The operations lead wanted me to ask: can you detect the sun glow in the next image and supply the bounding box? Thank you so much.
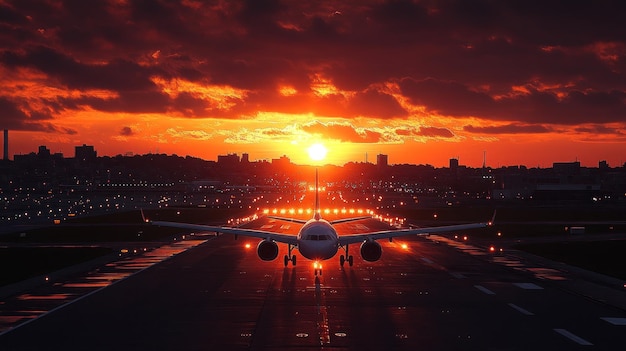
[307,143,328,161]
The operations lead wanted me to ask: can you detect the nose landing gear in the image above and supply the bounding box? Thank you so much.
[314,261,323,276]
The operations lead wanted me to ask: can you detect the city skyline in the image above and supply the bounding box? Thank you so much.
[1,1,626,167]
[3,134,620,169]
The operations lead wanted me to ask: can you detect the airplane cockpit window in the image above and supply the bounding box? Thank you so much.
[304,234,331,240]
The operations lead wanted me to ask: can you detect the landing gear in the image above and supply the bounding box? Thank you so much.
[284,244,297,267]
[283,254,296,266]
[314,261,323,276]
[339,246,354,267]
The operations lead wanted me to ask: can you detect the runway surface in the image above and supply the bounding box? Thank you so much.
[1,216,626,350]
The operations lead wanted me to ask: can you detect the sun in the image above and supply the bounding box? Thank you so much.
[307,143,328,161]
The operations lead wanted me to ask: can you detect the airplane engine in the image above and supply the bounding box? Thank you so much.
[257,240,279,261]
[360,240,382,262]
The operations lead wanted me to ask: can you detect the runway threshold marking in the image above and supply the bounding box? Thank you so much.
[601,317,626,325]
[474,285,496,295]
[507,303,534,316]
[553,328,593,346]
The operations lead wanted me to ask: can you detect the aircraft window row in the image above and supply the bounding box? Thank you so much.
[307,234,331,241]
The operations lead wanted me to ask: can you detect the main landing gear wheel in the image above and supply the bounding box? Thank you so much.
[340,244,354,267]
[284,254,297,267]
[340,255,354,267]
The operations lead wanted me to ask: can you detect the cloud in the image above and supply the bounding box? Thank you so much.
[417,127,455,138]
[0,96,31,129]
[463,124,553,134]
[301,121,382,143]
[0,96,76,134]
[1,46,162,92]
[395,126,455,138]
[574,124,625,135]
[1,0,626,139]
[120,126,134,136]
[399,77,626,125]
[347,88,408,118]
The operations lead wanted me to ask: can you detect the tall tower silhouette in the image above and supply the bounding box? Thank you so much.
[3,129,8,161]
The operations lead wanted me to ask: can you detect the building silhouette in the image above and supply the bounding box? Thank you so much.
[376,154,388,168]
[75,144,97,162]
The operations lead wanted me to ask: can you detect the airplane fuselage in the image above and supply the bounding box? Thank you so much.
[296,218,339,260]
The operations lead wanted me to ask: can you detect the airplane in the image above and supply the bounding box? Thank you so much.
[143,170,494,274]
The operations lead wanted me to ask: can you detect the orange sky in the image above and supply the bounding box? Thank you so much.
[1,1,625,167]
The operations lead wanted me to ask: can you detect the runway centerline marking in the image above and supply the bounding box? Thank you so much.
[508,303,534,316]
[554,329,593,346]
[474,285,495,295]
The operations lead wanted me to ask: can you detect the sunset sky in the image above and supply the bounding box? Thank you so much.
[1,0,626,167]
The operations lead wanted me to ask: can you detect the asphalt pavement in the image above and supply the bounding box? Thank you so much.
[1,217,625,350]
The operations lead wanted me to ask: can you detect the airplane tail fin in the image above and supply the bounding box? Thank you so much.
[314,168,321,220]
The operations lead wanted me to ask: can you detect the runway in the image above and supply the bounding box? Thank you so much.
[1,216,626,350]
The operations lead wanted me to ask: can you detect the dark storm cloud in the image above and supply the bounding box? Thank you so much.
[464,123,552,134]
[0,96,76,134]
[74,90,171,114]
[120,126,134,136]
[348,89,409,119]
[0,97,33,130]
[1,45,162,91]
[574,124,625,136]
[1,0,626,132]
[400,78,626,125]
[233,86,406,119]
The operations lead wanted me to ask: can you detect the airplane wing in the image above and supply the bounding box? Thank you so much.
[268,215,372,225]
[148,220,299,246]
[266,216,309,224]
[329,216,372,225]
[337,211,496,246]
